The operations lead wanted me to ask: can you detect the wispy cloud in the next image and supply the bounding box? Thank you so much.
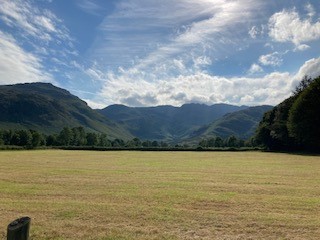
[0,0,76,85]
[0,0,71,42]
[92,0,265,70]
[0,31,53,85]
[76,0,103,16]
[259,52,283,67]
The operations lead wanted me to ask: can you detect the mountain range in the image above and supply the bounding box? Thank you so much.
[100,104,242,141]
[0,83,132,139]
[0,82,272,143]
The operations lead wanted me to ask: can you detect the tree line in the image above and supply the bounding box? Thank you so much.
[198,136,255,148]
[0,126,259,150]
[254,75,320,152]
[0,126,170,149]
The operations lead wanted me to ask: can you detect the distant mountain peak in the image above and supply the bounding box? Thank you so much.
[99,103,258,142]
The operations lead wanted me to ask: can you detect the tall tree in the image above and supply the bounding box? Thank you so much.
[86,132,98,146]
[71,127,87,146]
[58,127,73,146]
[214,137,223,147]
[288,76,320,150]
[30,130,45,148]
[3,130,13,145]
[98,133,111,147]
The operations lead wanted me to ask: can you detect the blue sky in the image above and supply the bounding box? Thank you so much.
[0,0,320,108]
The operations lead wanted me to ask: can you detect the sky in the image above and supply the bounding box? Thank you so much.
[0,0,320,108]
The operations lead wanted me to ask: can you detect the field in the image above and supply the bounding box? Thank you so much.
[0,150,320,239]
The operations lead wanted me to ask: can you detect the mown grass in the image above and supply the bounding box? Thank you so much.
[0,150,319,239]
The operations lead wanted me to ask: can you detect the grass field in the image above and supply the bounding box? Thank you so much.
[0,150,319,239]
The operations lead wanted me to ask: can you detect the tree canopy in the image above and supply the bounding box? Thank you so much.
[288,77,320,150]
[255,75,320,152]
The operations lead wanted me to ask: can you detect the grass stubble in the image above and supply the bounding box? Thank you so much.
[0,150,319,239]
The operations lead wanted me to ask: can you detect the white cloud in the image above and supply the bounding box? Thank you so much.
[295,58,320,81]
[294,44,310,51]
[0,0,76,80]
[87,57,320,108]
[193,56,212,69]
[85,67,106,82]
[0,0,73,46]
[249,26,259,39]
[305,3,315,19]
[0,31,53,85]
[95,70,292,107]
[35,15,56,33]
[268,7,320,45]
[248,25,266,39]
[248,64,263,74]
[83,98,106,109]
[173,59,186,71]
[77,0,102,16]
[259,52,283,66]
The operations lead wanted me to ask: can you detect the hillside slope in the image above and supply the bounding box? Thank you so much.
[0,83,132,139]
[187,105,273,142]
[99,103,248,141]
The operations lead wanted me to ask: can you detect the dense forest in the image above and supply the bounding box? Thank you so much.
[254,76,320,152]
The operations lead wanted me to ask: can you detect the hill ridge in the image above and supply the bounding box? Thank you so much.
[0,82,133,139]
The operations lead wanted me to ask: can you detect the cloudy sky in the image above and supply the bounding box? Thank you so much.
[0,0,319,108]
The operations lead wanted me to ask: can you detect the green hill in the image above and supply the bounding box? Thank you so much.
[0,83,132,139]
[186,105,273,143]
[99,103,248,142]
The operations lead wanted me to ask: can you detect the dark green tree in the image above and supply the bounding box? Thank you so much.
[151,141,159,147]
[293,75,313,95]
[86,132,98,146]
[214,137,223,147]
[71,127,87,146]
[30,130,45,148]
[98,133,111,147]
[160,141,168,148]
[112,138,125,147]
[46,134,57,146]
[199,139,208,148]
[288,76,320,150]
[125,138,141,148]
[238,139,245,148]
[11,130,32,146]
[10,131,20,146]
[132,138,142,147]
[142,140,152,148]
[58,127,73,146]
[207,138,215,147]
[226,136,238,147]
[2,130,13,145]
[254,75,318,151]
[254,97,297,150]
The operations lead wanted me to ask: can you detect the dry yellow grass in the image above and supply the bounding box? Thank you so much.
[0,150,319,239]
